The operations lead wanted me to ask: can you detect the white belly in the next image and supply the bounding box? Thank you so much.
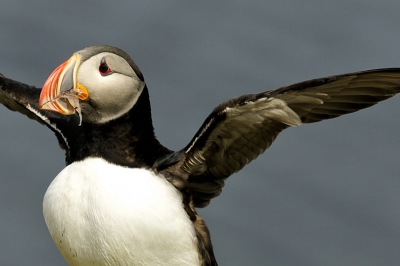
[43,157,200,266]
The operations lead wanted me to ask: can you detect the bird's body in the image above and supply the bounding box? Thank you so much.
[1,45,400,265]
[44,157,201,266]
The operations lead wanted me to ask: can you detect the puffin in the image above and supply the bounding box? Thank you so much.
[1,45,400,266]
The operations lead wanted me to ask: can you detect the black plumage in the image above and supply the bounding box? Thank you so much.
[1,46,400,266]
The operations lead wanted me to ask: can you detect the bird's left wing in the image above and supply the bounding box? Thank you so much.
[0,74,82,164]
[156,68,400,207]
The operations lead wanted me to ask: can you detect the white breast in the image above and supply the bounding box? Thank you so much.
[43,157,200,266]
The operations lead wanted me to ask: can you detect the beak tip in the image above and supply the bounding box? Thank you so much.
[39,55,81,115]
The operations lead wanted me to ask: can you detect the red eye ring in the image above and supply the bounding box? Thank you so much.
[99,58,112,76]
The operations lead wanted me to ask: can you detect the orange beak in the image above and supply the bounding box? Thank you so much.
[39,53,88,115]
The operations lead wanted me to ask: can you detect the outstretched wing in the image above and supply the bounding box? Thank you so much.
[0,74,82,164]
[156,68,400,207]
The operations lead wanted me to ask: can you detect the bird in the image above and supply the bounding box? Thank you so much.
[1,45,400,266]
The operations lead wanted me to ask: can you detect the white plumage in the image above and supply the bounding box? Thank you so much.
[43,157,201,266]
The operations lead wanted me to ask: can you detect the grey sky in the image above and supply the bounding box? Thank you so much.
[1,1,400,265]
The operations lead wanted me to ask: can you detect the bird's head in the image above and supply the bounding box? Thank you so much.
[39,45,145,125]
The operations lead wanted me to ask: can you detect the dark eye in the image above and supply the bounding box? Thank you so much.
[99,58,112,76]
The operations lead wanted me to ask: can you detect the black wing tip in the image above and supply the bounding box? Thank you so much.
[269,68,400,97]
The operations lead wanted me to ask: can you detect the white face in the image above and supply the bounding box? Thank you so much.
[77,52,145,124]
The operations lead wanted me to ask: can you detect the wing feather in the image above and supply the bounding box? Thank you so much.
[157,68,400,207]
[0,75,82,164]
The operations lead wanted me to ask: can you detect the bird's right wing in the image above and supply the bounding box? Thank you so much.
[0,74,82,164]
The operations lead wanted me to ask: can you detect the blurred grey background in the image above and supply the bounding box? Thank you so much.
[1,1,400,265]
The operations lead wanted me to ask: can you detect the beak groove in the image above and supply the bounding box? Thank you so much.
[39,54,86,125]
